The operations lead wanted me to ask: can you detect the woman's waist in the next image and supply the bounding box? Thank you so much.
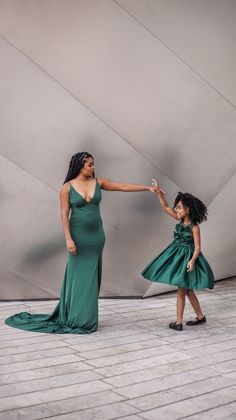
[70,208,102,217]
[70,213,103,226]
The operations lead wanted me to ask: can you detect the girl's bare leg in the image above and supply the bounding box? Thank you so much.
[186,289,204,319]
[176,288,186,324]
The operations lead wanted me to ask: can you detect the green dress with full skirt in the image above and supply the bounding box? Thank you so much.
[5,180,105,334]
[142,222,214,289]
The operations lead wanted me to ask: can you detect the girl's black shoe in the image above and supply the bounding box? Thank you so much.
[186,316,206,326]
[169,322,183,331]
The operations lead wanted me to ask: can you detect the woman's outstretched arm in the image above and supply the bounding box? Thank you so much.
[98,177,155,193]
[152,178,178,220]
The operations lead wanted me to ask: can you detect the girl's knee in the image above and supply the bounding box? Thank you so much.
[178,287,187,295]
[186,288,194,296]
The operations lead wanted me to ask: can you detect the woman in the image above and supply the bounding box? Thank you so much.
[5,152,156,334]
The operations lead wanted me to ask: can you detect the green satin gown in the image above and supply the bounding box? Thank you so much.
[142,222,214,289]
[5,179,105,334]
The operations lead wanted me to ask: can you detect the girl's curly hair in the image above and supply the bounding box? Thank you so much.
[173,192,208,225]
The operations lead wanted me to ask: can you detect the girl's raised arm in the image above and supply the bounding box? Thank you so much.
[152,178,178,220]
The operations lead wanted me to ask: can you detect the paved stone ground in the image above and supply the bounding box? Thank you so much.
[0,278,236,420]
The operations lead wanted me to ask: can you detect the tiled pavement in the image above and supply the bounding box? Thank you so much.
[0,278,236,420]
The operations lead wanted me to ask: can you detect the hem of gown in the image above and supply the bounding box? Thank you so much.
[5,316,98,335]
[142,274,214,290]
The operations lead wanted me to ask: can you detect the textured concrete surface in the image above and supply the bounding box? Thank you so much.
[1,0,236,299]
[0,278,236,419]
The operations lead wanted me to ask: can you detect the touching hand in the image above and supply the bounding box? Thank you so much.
[148,186,158,193]
[151,178,166,195]
[66,239,77,255]
[187,260,194,272]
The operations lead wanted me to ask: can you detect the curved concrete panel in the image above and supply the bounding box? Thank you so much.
[0,0,235,298]
[117,0,236,106]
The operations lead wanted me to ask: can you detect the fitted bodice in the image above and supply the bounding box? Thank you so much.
[173,222,194,246]
[69,180,103,233]
[70,179,101,205]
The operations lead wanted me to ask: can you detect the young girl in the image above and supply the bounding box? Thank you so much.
[142,179,214,331]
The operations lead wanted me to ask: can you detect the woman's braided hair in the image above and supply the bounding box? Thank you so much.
[173,192,208,225]
[64,152,94,183]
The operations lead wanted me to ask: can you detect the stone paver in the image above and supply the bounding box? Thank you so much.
[0,278,235,419]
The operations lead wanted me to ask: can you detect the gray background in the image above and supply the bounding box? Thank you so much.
[0,0,235,299]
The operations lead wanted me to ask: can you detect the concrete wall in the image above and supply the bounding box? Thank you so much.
[0,0,235,298]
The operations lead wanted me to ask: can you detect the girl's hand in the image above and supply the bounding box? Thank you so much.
[187,260,194,272]
[148,185,158,193]
[66,238,77,255]
[151,178,166,195]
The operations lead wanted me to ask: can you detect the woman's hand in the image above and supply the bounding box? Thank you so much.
[151,179,166,195]
[66,238,77,255]
[147,185,158,193]
[187,260,195,272]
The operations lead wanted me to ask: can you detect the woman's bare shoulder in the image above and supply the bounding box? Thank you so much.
[60,182,70,194]
[96,177,107,186]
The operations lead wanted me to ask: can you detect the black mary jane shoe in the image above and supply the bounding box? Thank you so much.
[169,322,183,331]
[186,316,206,326]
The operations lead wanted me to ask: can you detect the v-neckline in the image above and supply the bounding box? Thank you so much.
[70,179,98,203]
